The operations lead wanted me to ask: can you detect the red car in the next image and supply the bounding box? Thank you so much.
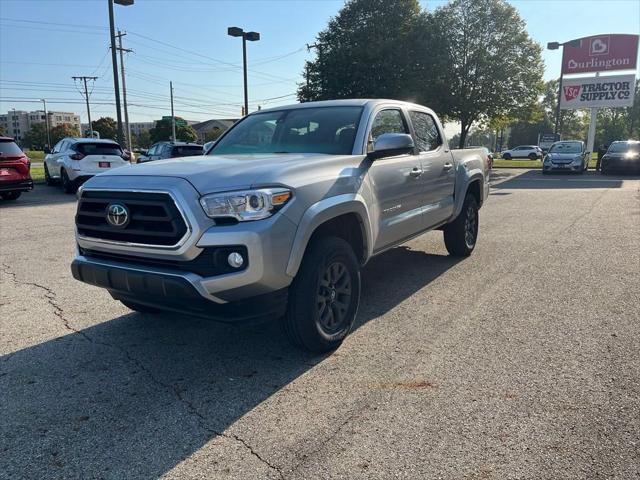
[0,137,33,201]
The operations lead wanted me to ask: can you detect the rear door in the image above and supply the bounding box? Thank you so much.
[408,110,455,227]
[75,142,127,173]
[366,107,425,252]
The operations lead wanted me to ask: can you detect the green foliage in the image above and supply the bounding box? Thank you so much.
[91,117,117,140]
[50,123,80,145]
[0,125,5,136]
[23,123,48,149]
[432,0,544,147]
[150,118,198,143]
[133,129,152,148]
[595,80,640,145]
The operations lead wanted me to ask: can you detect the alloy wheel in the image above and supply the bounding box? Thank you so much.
[317,261,352,334]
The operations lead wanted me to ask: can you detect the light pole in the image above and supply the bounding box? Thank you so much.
[227,27,260,116]
[547,39,581,136]
[40,99,51,148]
[108,0,134,145]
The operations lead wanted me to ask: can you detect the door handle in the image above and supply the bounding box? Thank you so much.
[443,162,453,170]
[410,167,423,177]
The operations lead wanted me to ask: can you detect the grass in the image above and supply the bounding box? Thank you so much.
[493,153,599,169]
[25,150,45,161]
[30,164,45,183]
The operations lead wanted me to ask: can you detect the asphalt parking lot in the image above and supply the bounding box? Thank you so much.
[1,169,639,479]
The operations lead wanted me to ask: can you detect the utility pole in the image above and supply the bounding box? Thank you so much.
[115,30,133,152]
[170,81,176,142]
[108,0,124,144]
[40,98,51,148]
[72,76,98,137]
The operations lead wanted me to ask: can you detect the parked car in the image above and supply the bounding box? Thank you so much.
[0,137,33,201]
[137,141,203,162]
[44,138,130,193]
[71,99,490,352]
[501,145,542,160]
[542,140,589,174]
[600,140,640,175]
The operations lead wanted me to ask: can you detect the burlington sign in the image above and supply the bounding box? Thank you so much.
[561,34,639,74]
[560,74,636,109]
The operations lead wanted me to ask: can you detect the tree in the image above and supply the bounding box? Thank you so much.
[0,125,5,136]
[298,0,426,102]
[50,123,80,145]
[431,0,544,147]
[133,129,152,149]
[23,123,48,149]
[149,118,198,143]
[91,117,117,140]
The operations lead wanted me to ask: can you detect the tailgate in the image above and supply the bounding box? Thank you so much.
[79,155,128,173]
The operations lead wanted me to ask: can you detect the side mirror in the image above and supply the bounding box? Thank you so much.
[44,147,51,154]
[369,133,415,160]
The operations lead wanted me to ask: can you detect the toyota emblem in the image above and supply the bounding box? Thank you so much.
[106,203,130,228]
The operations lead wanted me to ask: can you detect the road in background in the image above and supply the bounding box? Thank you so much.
[1,169,639,479]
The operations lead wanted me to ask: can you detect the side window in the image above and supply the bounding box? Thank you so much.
[409,111,442,152]
[52,140,63,153]
[148,145,158,156]
[370,109,408,143]
[162,144,173,157]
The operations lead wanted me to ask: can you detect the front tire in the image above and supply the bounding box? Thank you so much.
[503,153,512,160]
[284,236,361,353]
[528,153,537,160]
[44,163,56,186]
[443,193,479,257]
[1,191,21,201]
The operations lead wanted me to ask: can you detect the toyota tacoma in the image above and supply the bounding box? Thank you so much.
[71,99,490,352]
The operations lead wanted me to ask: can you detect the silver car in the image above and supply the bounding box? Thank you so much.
[542,140,589,174]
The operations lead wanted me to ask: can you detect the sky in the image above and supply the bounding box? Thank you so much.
[1,0,639,130]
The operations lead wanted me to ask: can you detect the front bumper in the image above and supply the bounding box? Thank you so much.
[601,159,640,173]
[71,256,287,322]
[543,163,582,173]
[0,179,34,193]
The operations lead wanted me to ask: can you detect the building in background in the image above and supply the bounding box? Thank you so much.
[191,118,237,142]
[0,110,81,143]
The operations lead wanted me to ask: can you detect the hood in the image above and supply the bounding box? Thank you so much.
[100,153,361,194]
[547,152,581,163]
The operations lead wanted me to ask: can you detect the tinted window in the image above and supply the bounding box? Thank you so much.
[0,140,23,156]
[608,142,640,154]
[172,145,203,157]
[212,106,363,155]
[76,143,122,156]
[409,111,441,152]
[370,109,407,141]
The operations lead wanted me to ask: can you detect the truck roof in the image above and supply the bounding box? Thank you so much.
[257,98,428,114]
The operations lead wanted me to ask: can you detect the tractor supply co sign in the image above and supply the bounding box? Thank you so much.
[560,74,636,109]
[562,34,639,74]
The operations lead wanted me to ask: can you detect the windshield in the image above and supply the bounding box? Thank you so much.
[0,140,23,156]
[173,145,203,156]
[211,106,363,155]
[549,142,582,154]
[608,142,640,154]
[76,143,122,156]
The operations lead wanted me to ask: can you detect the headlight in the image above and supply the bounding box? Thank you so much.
[200,188,292,221]
[572,156,582,164]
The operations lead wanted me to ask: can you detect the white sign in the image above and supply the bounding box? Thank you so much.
[560,74,636,109]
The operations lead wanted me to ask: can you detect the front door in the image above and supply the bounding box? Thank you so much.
[408,110,455,227]
[367,108,425,252]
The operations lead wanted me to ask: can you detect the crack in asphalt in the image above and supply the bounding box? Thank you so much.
[0,261,284,479]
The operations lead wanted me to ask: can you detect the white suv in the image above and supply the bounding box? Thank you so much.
[501,145,542,160]
[44,138,130,193]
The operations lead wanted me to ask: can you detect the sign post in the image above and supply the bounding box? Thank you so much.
[586,73,600,156]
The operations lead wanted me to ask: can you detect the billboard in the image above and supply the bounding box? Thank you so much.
[561,34,639,74]
[560,74,636,109]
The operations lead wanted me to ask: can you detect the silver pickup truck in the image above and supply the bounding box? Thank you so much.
[71,99,490,352]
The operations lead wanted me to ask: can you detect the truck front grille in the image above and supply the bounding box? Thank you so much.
[76,190,189,246]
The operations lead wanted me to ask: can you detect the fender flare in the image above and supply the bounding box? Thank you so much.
[285,193,373,277]
[452,169,485,219]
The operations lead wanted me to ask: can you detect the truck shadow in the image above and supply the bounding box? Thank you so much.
[0,246,460,478]
[0,184,77,209]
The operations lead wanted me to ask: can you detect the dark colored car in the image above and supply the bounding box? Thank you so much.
[0,137,33,201]
[137,142,203,163]
[600,141,640,175]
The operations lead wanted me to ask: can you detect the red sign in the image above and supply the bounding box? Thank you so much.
[563,85,581,102]
[561,34,639,74]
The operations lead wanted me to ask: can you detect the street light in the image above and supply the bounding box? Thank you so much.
[108,0,134,145]
[547,39,581,135]
[40,99,51,149]
[228,26,260,116]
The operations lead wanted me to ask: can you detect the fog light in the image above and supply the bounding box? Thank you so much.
[227,252,244,268]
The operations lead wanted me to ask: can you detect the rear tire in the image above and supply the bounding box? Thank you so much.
[120,300,162,314]
[284,236,361,353]
[1,191,21,201]
[61,169,76,194]
[528,153,537,160]
[443,193,479,257]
